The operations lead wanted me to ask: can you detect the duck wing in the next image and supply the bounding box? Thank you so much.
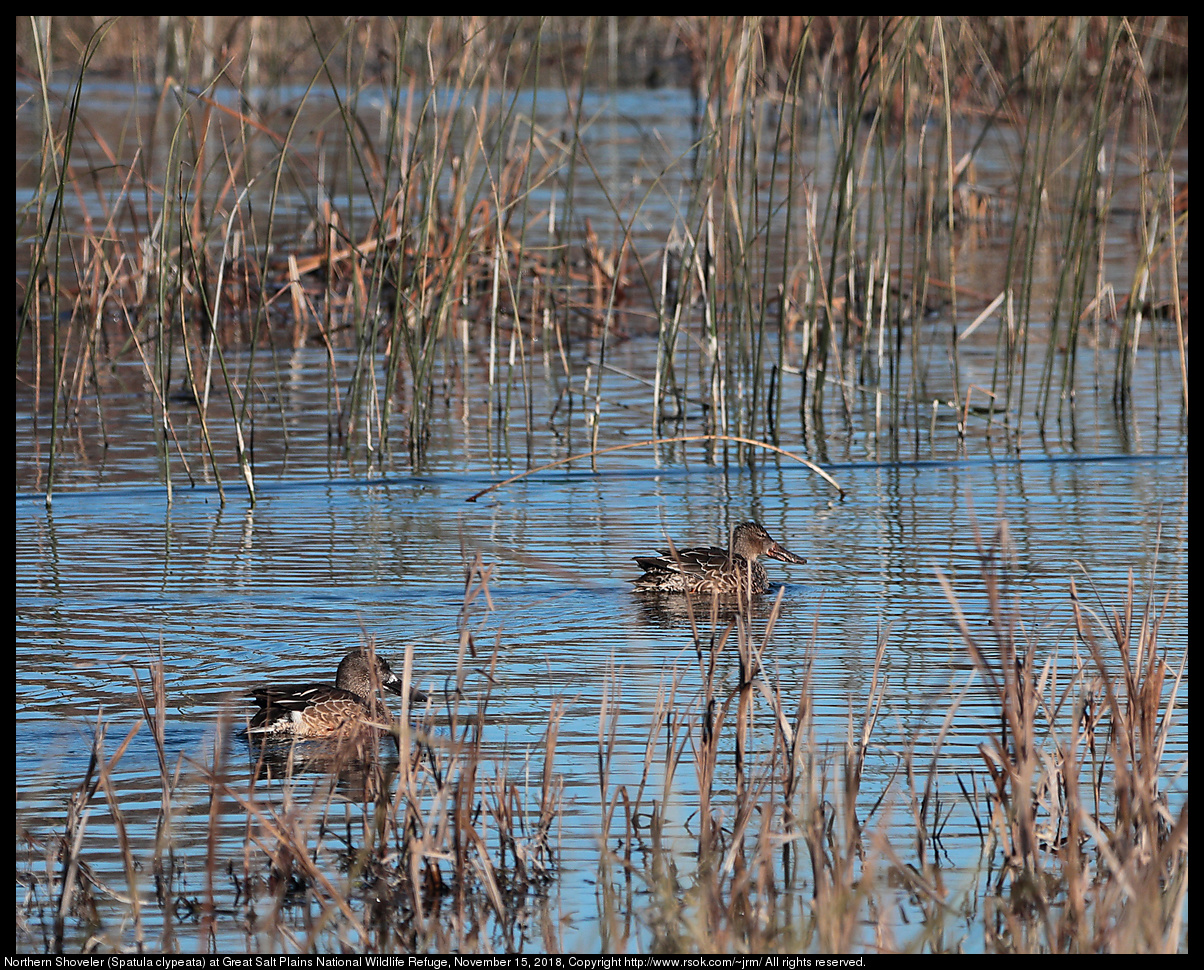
[665,544,730,572]
[247,685,367,731]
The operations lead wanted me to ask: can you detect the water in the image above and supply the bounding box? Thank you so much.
[15,78,1188,954]
[16,439,1188,951]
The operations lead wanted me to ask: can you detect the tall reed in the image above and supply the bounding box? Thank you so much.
[16,513,1186,951]
[17,17,1186,496]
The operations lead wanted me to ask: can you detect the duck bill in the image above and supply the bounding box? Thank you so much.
[766,542,806,565]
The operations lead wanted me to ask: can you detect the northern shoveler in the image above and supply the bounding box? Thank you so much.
[247,649,427,738]
[631,521,806,595]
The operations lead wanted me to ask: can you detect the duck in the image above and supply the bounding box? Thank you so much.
[247,649,427,738]
[631,521,806,595]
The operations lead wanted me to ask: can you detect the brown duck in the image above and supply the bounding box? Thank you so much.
[247,649,426,738]
[631,521,806,595]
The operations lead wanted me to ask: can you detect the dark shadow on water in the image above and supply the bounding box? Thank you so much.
[243,733,403,804]
[630,587,794,629]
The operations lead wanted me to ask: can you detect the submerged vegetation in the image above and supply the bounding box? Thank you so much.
[15,525,1186,952]
[15,16,1188,503]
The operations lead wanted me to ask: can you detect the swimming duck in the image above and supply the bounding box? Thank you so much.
[631,521,806,595]
[247,649,426,738]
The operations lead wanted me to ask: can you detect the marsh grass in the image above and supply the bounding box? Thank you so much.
[15,512,1186,952]
[16,17,1188,501]
[12,14,1190,955]
[13,17,1189,947]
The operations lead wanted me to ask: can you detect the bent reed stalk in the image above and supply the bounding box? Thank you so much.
[465,433,845,502]
[16,17,1186,500]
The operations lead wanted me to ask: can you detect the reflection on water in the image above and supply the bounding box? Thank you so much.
[16,448,1188,952]
[245,736,404,806]
[15,77,1188,953]
[629,587,796,628]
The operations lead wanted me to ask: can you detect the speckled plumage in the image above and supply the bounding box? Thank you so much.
[247,650,426,738]
[631,521,806,595]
